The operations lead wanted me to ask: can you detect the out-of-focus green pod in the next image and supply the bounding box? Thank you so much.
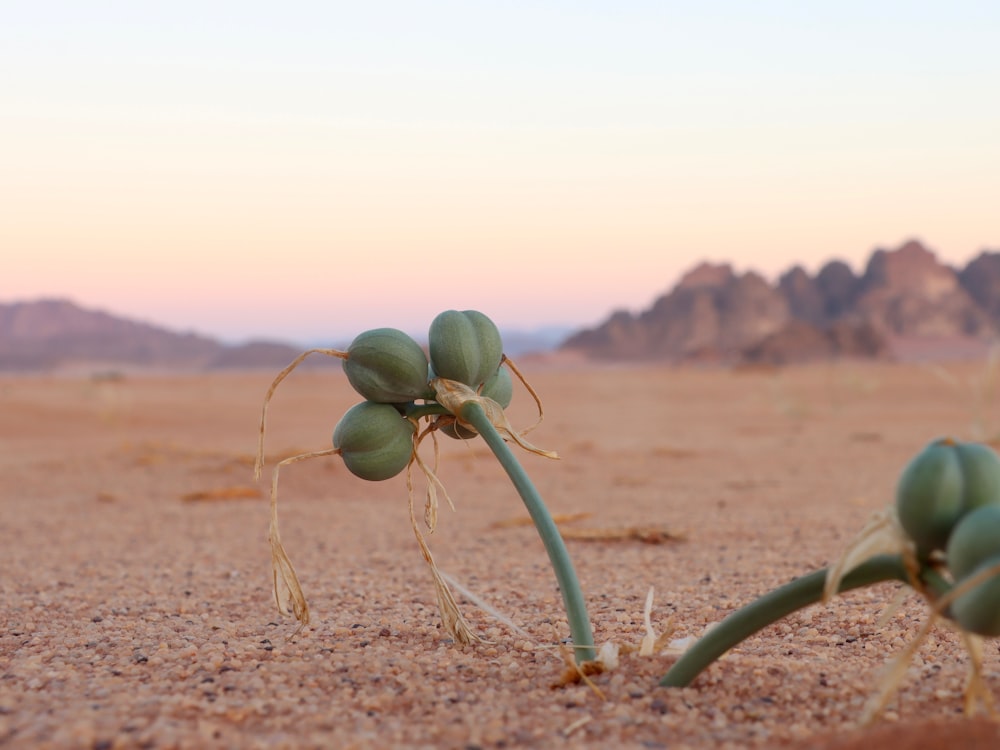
[333,401,415,481]
[950,558,1000,637]
[482,365,513,409]
[954,442,1000,513]
[947,497,1000,637]
[894,439,1000,555]
[895,439,965,554]
[343,328,432,404]
[428,310,503,389]
[947,505,1000,581]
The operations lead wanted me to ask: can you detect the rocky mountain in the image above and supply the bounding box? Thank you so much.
[0,299,312,372]
[0,299,570,373]
[565,263,792,361]
[563,240,1000,364]
[854,241,994,338]
[7,240,998,371]
[959,252,1000,319]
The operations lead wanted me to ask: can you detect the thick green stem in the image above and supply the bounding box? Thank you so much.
[404,402,451,421]
[458,401,596,663]
[659,554,942,687]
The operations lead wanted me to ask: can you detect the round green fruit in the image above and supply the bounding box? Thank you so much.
[343,328,431,404]
[428,309,503,389]
[895,439,965,553]
[946,505,1000,581]
[895,439,1000,554]
[953,441,1000,513]
[481,364,513,409]
[949,561,1000,637]
[333,401,415,481]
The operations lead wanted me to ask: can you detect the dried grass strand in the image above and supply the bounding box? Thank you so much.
[254,348,347,480]
[860,558,1000,725]
[875,585,915,629]
[502,355,545,435]
[824,507,910,603]
[438,571,527,641]
[412,425,455,531]
[960,631,995,717]
[405,462,480,645]
[267,447,340,626]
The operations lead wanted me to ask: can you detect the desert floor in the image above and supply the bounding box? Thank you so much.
[3,358,1000,749]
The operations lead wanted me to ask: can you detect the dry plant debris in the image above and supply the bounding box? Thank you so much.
[181,486,261,502]
[492,512,683,544]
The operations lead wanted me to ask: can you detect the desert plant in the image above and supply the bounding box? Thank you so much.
[659,437,1000,723]
[254,310,597,662]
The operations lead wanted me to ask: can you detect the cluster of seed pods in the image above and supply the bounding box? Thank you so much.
[332,309,510,480]
[254,309,594,656]
[896,438,1000,636]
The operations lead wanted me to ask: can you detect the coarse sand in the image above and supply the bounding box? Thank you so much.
[3,359,1000,749]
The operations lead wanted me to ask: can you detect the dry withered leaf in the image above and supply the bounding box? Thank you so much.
[406,457,480,645]
[492,512,681,544]
[558,525,683,545]
[551,647,608,695]
[490,512,593,529]
[182,486,261,502]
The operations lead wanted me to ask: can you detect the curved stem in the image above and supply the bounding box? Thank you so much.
[405,402,452,421]
[659,554,938,687]
[458,400,596,663]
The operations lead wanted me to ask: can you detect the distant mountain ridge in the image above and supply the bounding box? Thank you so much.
[5,240,998,371]
[563,240,1000,364]
[0,299,569,372]
[0,299,310,372]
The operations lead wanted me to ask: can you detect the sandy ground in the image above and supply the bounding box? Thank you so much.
[3,358,1000,749]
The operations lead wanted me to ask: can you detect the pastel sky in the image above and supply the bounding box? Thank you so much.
[3,1,999,344]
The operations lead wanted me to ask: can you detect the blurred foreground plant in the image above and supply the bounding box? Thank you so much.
[660,437,1000,724]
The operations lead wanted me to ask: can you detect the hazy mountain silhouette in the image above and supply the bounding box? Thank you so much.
[563,240,1000,364]
[5,240,998,371]
[0,299,312,372]
[0,299,569,372]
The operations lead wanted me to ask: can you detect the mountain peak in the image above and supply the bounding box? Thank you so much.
[676,262,735,289]
[862,239,956,293]
[564,240,1000,363]
[0,299,309,372]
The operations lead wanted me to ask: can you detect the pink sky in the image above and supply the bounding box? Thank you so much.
[3,3,998,343]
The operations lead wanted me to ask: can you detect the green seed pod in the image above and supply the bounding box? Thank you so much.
[333,401,415,481]
[954,442,1000,513]
[895,439,965,553]
[428,309,503,388]
[343,328,431,404]
[895,439,1000,555]
[482,364,513,409]
[935,498,1000,637]
[950,573,1000,637]
[946,505,1000,581]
